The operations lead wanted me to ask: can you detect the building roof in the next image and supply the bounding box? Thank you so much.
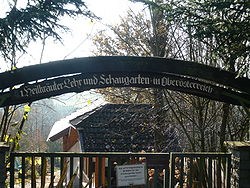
[47,98,107,142]
[71,103,180,152]
[48,101,180,152]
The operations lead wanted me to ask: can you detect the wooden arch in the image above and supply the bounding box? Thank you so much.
[0,56,250,107]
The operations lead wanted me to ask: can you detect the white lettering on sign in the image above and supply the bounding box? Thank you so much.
[116,164,146,187]
[99,74,150,86]
[18,73,214,98]
[153,77,213,93]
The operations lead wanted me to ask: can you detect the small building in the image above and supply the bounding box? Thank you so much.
[48,100,179,153]
[47,99,180,187]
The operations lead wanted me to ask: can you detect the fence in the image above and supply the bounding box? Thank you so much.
[7,152,231,188]
[169,153,231,188]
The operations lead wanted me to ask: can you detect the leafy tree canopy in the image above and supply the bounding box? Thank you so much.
[0,0,97,65]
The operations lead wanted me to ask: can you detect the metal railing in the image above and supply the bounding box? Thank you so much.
[8,152,231,188]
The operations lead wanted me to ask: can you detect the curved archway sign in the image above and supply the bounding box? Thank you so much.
[0,56,250,107]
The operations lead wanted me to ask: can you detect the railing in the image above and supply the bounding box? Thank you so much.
[8,152,231,188]
[169,153,231,188]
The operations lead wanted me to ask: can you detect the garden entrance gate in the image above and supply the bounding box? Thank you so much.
[0,56,250,187]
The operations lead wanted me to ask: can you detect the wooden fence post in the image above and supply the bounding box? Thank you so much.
[224,141,250,188]
[0,142,9,188]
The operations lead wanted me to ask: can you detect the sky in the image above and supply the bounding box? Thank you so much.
[0,0,144,69]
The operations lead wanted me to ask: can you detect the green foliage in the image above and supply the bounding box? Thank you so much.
[181,1,249,70]
[0,0,97,63]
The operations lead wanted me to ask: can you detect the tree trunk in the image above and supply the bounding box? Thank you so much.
[220,103,230,151]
